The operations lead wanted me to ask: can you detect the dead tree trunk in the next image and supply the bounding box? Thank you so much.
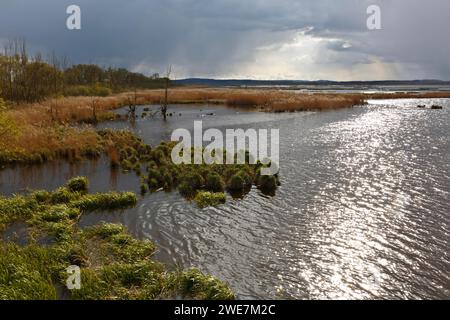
[127,95,136,120]
[161,65,171,121]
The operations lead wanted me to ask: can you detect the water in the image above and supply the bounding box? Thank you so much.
[1,100,449,299]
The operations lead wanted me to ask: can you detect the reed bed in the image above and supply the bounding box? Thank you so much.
[7,88,365,117]
[0,123,103,165]
[5,88,450,127]
[3,87,448,166]
[134,88,366,111]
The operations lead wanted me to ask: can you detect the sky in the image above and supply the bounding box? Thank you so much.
[0,0,449,80]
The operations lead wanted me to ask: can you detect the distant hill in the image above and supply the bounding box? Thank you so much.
[174,78,450,87]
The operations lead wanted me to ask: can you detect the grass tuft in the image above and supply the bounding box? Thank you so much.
[194,192,226,208]
[0,178,235,300]
[66,177,89,194]
[70,192,137,212]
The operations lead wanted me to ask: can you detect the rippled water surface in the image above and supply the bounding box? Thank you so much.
[1,99,449,299]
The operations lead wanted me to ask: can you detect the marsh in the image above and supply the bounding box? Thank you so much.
[2,98,449,299]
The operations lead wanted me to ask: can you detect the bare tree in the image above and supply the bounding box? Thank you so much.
[125,72,137,120]
[126,90,137,119]
[161,65,171,121]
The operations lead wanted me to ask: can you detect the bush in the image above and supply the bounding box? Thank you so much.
[31,190,51,203]
[227,174,245,191]
[65,85,112,97]
[140,183,148,195]
[66,176,89,193]
[184,172,204,190]
[124,146,136,158]
[129,156,139,164]
[92,86,112,97]
[237,170,253,186]
[121,160,132,171]
[148,178,160,189]
[178,181,196,198]
[205,173,225,192]
[147,161,157,170]
[133,163,141,175]
[152,150,166,164]
[147,168,162,182]
[162,171,174,190]
[50,187,78,204]
[257,175,278,193]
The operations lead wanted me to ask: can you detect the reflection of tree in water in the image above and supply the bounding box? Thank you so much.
[109,166,118,190]
[129,114,137,130]
[126,89,137,129]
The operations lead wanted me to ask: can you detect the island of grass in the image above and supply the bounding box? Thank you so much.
[102,130,281,207]
[0,177,235,300]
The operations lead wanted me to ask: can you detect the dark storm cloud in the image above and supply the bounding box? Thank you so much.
[0,0,449,79]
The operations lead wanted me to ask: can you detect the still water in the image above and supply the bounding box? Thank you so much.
[1,99,449,299]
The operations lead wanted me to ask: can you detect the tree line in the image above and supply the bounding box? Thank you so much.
[0,40,167,104]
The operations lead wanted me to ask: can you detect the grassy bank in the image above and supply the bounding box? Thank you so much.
[0,177,235,300]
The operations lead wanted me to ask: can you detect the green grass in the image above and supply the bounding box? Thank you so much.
[257,174,279,194]
[125,141,280,203]
[100,134,281,204]
[194,192,226,208]
[66,177,89,194]
[178,268,235,300]
[0,195,39,231]
[205,172,226,192]
[70,192,137,212]
[0,178,235,300]
[0,244,58,299]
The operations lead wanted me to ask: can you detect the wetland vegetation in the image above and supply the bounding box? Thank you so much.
[0,177,235,300]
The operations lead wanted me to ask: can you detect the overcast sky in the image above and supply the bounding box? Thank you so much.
[1,0,449,80]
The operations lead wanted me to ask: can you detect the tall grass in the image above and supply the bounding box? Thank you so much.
[0,124,103,165]
[132,88,366,111]
[7,88,364,117]
[3,87,447,166]
[5,88,449,128]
